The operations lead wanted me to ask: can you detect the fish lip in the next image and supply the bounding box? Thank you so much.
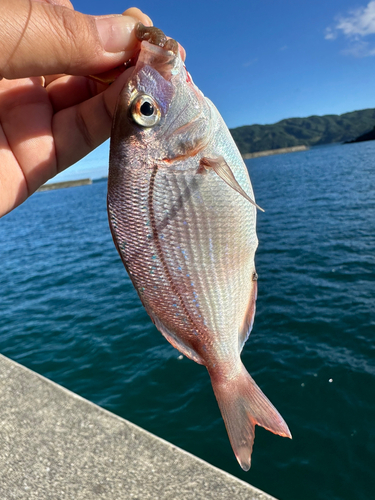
[136,41,181,82]
[140,40,175,57]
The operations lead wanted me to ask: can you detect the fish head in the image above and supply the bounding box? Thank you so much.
[110,40,212,169]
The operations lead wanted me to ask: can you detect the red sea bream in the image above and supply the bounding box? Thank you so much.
[107,27,291,470]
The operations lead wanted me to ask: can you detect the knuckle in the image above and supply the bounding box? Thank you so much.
[39,6,101,73]
[0,3,102,78]
[0,5,32,78]
[75,107,95,150]
[55,8,102,71]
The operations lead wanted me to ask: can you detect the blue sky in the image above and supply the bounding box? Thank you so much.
[55,0,375,181]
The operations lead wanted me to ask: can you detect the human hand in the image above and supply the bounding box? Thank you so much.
[0,0,152,217]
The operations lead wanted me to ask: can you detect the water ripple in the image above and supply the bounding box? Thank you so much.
[0,143,374,500]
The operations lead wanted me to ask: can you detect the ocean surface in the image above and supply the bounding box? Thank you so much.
[1,141,374,500]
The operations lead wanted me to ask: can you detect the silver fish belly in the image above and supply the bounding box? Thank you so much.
[108,30,291,470]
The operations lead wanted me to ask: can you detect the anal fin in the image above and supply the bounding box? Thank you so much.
[238,273,258,352]
[151,314,204,365]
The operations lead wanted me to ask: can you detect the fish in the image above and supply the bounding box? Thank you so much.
[107,24,291,471]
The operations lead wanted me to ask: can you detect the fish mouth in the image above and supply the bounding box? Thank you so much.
[89,24,179,85]
[134,23,179,56]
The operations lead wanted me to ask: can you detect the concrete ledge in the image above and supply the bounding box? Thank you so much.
[37,179,92,192]
[242,145,308,159]
[0,354,277,500]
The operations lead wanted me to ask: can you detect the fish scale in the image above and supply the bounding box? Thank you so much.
[108,34,291,470]
[154,170,247,340]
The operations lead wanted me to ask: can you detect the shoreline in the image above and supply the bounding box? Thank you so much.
[242,145,309,159]
[37,178,92,192]
[37,146,310,193]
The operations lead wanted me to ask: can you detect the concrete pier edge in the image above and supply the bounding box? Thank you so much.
[242,145,308,159]
[0,354,278,499]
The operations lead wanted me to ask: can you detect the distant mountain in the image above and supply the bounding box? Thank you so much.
[229,108,375,155]
[345,125,375,144]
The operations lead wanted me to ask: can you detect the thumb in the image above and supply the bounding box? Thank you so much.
[0,0,151,79]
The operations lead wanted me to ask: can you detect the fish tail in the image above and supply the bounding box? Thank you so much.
[209,363,291,471]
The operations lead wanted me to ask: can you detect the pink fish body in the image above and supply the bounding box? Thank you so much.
[108,38,291,470]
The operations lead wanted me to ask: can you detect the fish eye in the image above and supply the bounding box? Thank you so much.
[140,101,154,116]
[131,94,161,127]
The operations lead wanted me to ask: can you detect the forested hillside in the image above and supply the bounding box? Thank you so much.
[346,125,375,144]
[230,108,375,154]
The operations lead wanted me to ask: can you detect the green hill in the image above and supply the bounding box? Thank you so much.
[229,108,375,155]
[346,125,375,144]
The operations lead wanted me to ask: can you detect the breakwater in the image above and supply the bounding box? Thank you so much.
[37,178,92,192]
[242,145,308,159]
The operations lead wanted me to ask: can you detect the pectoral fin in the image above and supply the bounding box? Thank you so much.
[199,156,264,212]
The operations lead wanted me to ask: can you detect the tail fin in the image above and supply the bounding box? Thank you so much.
[210,363,291,471]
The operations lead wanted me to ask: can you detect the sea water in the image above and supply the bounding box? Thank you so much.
[0,141,374,500]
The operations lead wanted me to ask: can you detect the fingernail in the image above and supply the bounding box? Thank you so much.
[121,8,153,27]
[95,16,136,53]
[142,14,153,27]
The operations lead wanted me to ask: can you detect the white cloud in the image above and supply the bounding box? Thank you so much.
[341,39,375,57]
[326,1,375,56]
[324,27,337,40]
[242,58,258,67]
[335,1,375,37]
